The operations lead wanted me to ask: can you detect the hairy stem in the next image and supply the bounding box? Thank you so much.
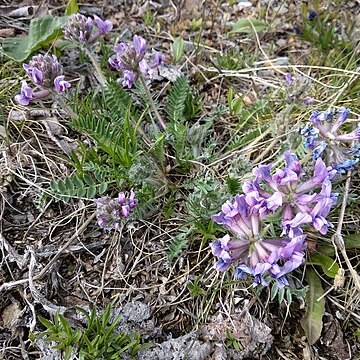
[85,47,106,86]
[139,74,166,130]
[332,171,360,292]
[56,95,78,119]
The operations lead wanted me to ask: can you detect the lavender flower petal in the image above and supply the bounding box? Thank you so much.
[215,256,232,272]
[53,75,71,92]
[335,126,360,142]
[284,73,293,86]
[93,14,113,35]
[133,35,147,59]
[122,70,137,88]
[15,81,33,105]
[330,108,350,133]
[301,107,359,172]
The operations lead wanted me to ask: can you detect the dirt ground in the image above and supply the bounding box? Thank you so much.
[1,0,360,359]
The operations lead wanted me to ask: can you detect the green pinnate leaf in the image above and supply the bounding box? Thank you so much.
[83,174,95,186]
[57,180,67,193]
[50,180,59,193]
[72,176,84,189]
[87,185,97,199]
[64,177,75,194]
[98,183,108,195]
[50,174,107,201]
[226,177,241,195]
[165,76,190,123]
[166,227,190,264]
[151,134,165,165]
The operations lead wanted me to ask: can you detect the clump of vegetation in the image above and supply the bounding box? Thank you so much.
[1,0,360,358]
[35,301,146,360]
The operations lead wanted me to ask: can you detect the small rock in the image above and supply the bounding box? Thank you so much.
[236,1,252,10]
[272,5,288,15]
[1,303,23,329]
[9,110,26,122]
[212,344,228,360]
[276,38,287,48]
[0,125,6,139]
[0,28,15,38]
[123,300,151,322]
[138,332,213,360]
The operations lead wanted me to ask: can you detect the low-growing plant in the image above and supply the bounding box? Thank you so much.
[166,226,191,264]
[296,5,354,54]
[188,276,207,298]
[10,9,360,350]
[35,301,146,360]
[142,7,155,27]
[216,48,256,71]
[225,329,244,351]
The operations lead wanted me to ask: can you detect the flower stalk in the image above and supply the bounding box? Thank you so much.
[139,73,166,130]
[108,35,166,129]
[84,47,106,86]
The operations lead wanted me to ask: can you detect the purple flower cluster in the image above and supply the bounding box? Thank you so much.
[211,151,338,287]
[109,35,165,88]
[15,54,71,106]
[284,73,314,105]
[95,191,138,230]
[63,13,112,44]
[300,108,360,173]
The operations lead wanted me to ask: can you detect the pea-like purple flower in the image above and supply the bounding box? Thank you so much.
[15,54,71,106]
[243,151,337,237]
[308,9,319,21]
[23,54,64,88]
[300,108,360,173]
[93,15,113,35]
[54,75,72,92]
[133,35,147,59]
[122,70,137,89]
[15,81,52,106]
[95,190,138,230]
[64,13,112,44]
[109,35,165,88]
[210,194,307,287]
[15,81,34,106]
[209,150,343,287]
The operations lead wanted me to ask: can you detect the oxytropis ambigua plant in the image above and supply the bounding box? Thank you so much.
[94,190,138,230]
[15,54,71,105]
[210,151,338,287]
[300,108,360,173]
